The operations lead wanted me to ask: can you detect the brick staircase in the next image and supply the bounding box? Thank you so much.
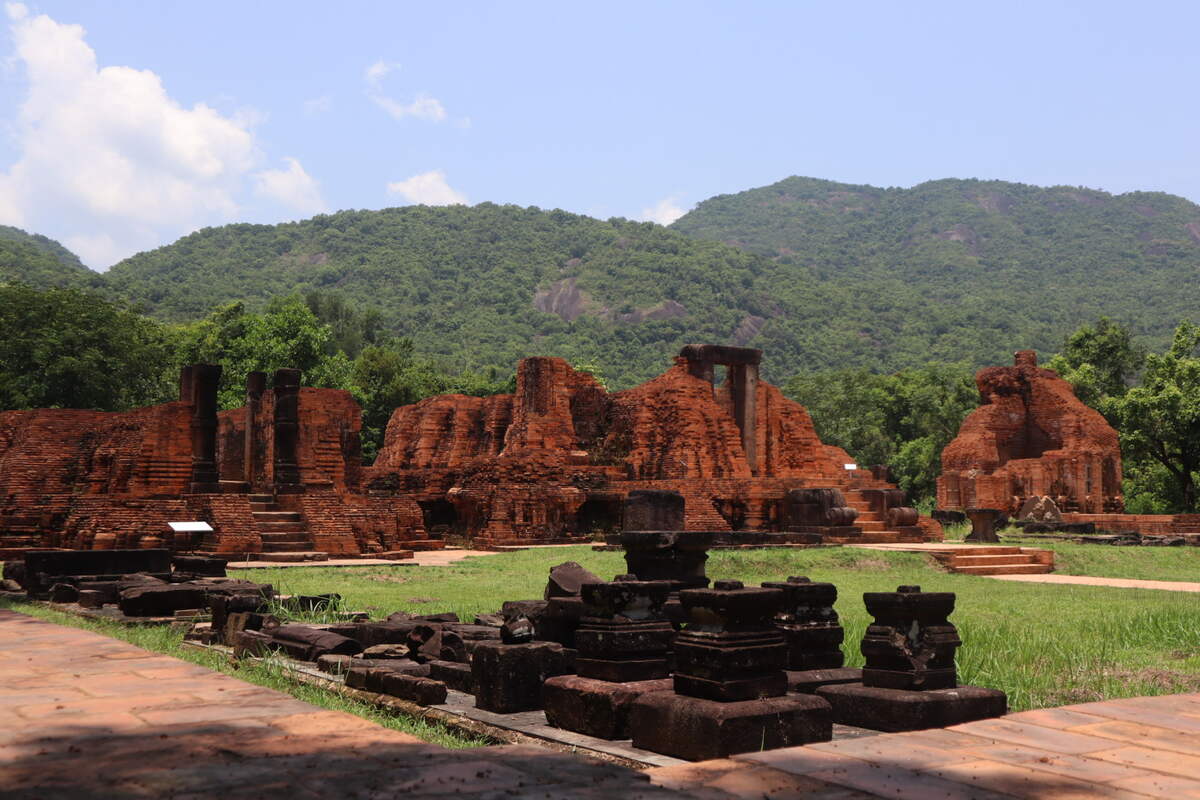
[249,494,324,558]
[836,488,926,544]
[931,546,1054,575]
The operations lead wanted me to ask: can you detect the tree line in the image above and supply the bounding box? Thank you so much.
[1,282,1196,511]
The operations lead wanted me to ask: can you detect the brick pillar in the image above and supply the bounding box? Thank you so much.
[273,368,303,493]
[730,363,759,474]
[178,364,195,403]
[244,371,266,489]
[188,363,222,493]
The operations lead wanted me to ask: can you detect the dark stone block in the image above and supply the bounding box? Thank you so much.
[118,584,209,617]
[673,672,788,702]
[77,589,106,608]
[412,612,459,623]
[24,549,171,594]
[630,691,832,761]
[619,531,713,591]
[472,641,574,713]
[172,556,227,577]
[785,667,863,695]
[575,657,668,683]
[269,624,363,661]
[328,621,420,647]
[860,585,961,690]
[544,561,601,599]
[474,613,505,627]
[316,654,354,675]
[429,660,475,693]
[233,629,273,658]
[49,583,79,603]
[543,675,673,739]
[380,672,448,706]
[623,490,685,532]
[815,682,1007,732]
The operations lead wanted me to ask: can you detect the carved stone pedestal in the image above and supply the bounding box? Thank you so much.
[816,585,1006,731]
[630,580,831,760]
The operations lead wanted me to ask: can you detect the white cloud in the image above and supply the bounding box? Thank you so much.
[386,170,466,206]
[0,4,323,268]
[302,95,331,116]
[365,58,447,122]
[639,196,690,225]
[254,157,326,217]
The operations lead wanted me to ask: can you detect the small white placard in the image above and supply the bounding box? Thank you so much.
[168,521,213,533]
[843,463,858,470]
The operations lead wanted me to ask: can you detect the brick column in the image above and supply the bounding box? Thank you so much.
[730,363,759,474]
[188,364,222,493]
[272,368,303,493]
[244,371,266,489]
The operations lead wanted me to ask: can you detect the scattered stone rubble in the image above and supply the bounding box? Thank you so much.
[4,489,1006,762]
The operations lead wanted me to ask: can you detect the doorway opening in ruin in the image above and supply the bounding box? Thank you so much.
[419,499,459,536]
[578,496,622,535]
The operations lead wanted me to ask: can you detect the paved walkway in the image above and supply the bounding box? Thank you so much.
[6,608,1200,798]
[0,609,673,799]
[989,573,1200,593]
[649,694,1200,798]
[227,549,499,570]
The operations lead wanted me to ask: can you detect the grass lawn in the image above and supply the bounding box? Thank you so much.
[236,545,1200,712]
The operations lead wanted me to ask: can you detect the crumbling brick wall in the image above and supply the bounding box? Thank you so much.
[938,351,1123,514]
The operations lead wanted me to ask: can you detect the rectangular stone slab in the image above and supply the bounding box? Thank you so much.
[786,667,863,695]
[629,691,832,761]
[543,675,673,739]
[816,682,1007,732]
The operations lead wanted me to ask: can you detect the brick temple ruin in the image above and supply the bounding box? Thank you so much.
[937,350,1200,538]
[0,344,941,559]
[0,366,437,559]
[366,344,941,548]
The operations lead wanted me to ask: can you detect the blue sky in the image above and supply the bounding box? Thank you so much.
[0,1,1196,268]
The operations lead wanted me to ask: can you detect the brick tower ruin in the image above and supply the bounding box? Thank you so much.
[937,350,1124,515]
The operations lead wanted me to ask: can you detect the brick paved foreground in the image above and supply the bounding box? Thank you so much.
[0,609,676,799]
[5,609,1200,799]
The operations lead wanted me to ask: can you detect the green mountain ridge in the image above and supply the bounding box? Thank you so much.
[0,225,101,290]
[5,175,1199,388]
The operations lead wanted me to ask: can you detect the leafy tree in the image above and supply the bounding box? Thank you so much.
[1102,322,1200,512]
[0,285,173,410]
[1048,316,1144,406]
[783,364,976,503]
[172,296,353,408]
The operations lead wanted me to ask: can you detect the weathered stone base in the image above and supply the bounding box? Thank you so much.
[543,675,673,739]
[785,667,863,695]
[629,692,832,761]
[471,641,573,713]
[815,682,1007,732]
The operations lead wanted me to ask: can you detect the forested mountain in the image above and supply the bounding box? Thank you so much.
[102,204,778,387]
[5,176,1199,389]
[0,226,101,289]
[671,176,1200,369]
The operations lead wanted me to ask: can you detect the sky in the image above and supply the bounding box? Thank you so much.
[0,1,1197,269]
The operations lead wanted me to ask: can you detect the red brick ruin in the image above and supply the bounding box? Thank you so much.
[367,345,940,548]
[0,345,942,559]
[938,350,1200,537]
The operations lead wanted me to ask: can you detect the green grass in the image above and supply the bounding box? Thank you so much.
[237,546,1200,712]
[0,596,489,749]
[1002,535,1200,583]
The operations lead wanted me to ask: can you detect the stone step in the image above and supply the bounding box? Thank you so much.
[258,531,312,543]
[941,546,1026,557]
[253,551,329,562]
[252,511,302,521]
[952,563,1055,576]
[856,520,886,531]
[951,554,1039,567]
[255,522,307,532]
[258,541,315,553]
